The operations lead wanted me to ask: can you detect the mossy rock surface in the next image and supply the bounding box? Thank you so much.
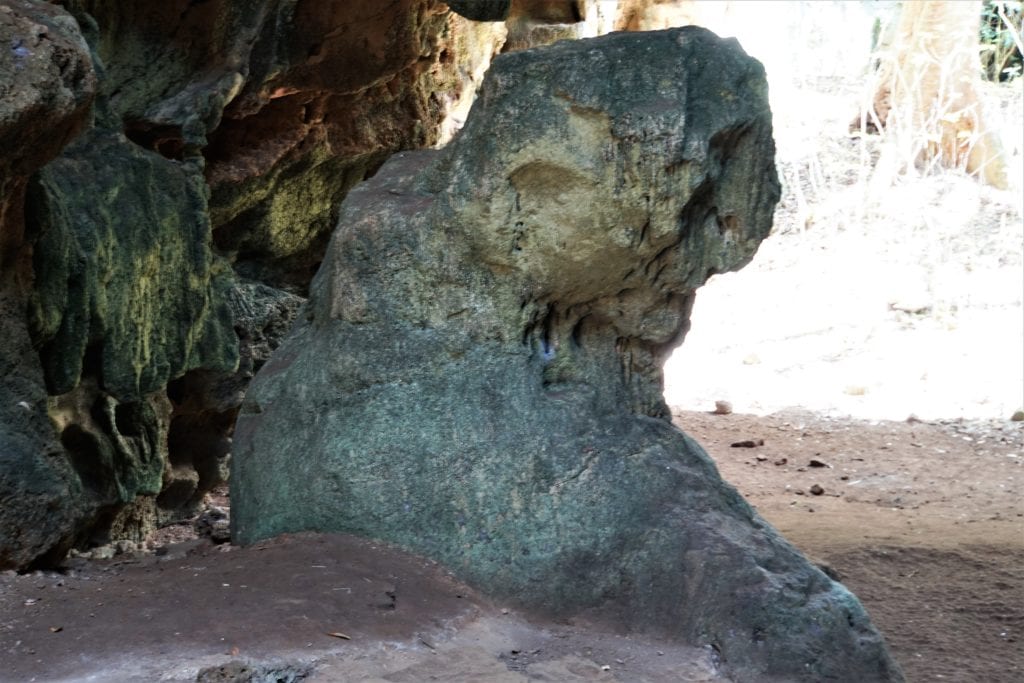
[232,28,904,683]
[29,129,237,401]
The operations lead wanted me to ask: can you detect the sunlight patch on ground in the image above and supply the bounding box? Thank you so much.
[664,224,1024,420]
[664,2,1024,421]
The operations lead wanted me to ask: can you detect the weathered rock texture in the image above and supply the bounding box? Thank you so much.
[0,0,96,568]
[0,0,799,572]
[0,0,504,568]
[162,283,305,512]
[197,2,504,287]
[0,0,95,270]
[232,28,903,682]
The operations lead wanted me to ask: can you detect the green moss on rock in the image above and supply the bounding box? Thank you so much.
[231,29,904,683]
[210,144,386,275]
[28,129,237,401]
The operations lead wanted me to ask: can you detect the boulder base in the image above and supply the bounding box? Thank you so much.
[232,28,903,682]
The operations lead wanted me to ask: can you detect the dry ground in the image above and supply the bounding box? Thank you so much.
[1,412,1020,682]
[0,533,723,683]
[677,409,1024,683]
[664,12,1024,680]
[2,6,1021,682]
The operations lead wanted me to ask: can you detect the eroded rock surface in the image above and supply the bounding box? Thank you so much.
[232,28,903,682]
[0,0,503,568]
[0,0,96,569]
[0,0,95,266]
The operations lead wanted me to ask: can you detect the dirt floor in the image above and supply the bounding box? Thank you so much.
[1,410,1021,682]
[658,23,1024,681]
[2,9,1021,683]
[0,525,724,683]
[677,409,1024,683]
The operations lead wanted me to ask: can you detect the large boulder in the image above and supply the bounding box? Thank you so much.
[232,28,903,682]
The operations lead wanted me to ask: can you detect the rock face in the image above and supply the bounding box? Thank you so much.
[232,28,903,682]
[0,1,95,256]
[197,1,504,287]
[0,0,96,569]
[0,0,504,568]
[28,131,238,401]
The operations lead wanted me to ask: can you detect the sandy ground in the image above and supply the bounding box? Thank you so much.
[2,8,1021,682]
[679,409,1024,683]
[2,410,1021,682]
[0,533,723,683]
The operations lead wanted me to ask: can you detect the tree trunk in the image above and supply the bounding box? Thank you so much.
[859,0,1007,188]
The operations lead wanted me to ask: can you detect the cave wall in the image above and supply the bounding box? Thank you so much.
[0,0,505,568]
[0,0,97,569]
[1,0,727,569]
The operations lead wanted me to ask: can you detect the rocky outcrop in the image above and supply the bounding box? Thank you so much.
[58,0,504,289]
[0,0,504,568]
[0,0,95,267]
[28,131,238,401]
[0,0,767,572]
[202,1,504,288]
[0,0,96,569]
[162,282,304,513]
[25,126,239,534]
[231,28,903,682]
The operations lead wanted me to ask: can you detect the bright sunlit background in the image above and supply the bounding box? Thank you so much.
[661,1,1024,420]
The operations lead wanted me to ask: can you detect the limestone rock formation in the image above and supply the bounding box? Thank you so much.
[163,282,305,512]
[28,131,238,401]
[53,0,504,288]
[0,0,503,568]
[232,28,903,682]
[0,1,92,261]
[0,0,96,568]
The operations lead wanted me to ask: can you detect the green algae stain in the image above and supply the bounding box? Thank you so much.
[27,129,237,401]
